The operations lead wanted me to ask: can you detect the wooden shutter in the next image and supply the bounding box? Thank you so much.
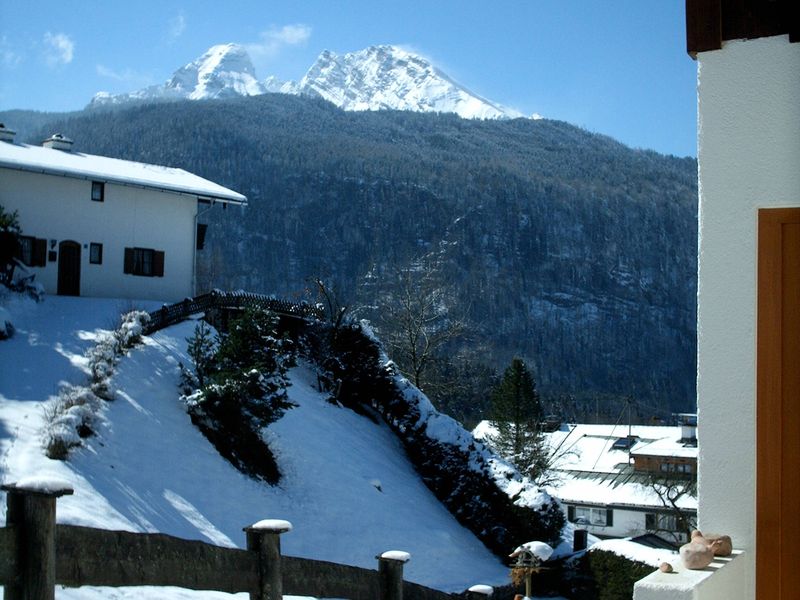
[153,251,165,277]
[33,238,47,267]
[567,506,575,522]
[123,248,134,274]
[605,508,614,527]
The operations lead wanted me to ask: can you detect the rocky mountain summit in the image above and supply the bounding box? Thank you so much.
[91,44,266,106]
[89,43,526,119]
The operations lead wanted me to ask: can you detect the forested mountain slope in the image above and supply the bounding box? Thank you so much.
[7,94,697,414]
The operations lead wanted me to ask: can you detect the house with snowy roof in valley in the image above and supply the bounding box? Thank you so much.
[0,124,245,301]
[473,419,698,546]
[546,422,697,546]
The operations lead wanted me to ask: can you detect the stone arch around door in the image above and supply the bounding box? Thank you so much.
[57,240,81,296]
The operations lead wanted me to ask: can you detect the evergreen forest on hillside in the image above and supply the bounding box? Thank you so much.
[4,94,698,421]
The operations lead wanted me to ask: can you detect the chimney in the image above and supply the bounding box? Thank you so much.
[42,133,74,151]
[0,123,16,143]
[676,413,698,446]
[573,528,588,552]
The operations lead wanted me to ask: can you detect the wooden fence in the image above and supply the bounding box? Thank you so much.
[0,482,489,600]
[143,290,324,335]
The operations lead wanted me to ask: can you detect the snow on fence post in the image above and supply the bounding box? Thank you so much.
[245,519,292,600]
[466,584,494,600]
[377,550,410,600]
[2,479,73,600]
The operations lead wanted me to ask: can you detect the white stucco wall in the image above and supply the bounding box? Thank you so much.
[695,34,800,600]
[1,168,198,301]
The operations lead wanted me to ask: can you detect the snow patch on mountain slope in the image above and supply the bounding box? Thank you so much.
[0,296,508,597]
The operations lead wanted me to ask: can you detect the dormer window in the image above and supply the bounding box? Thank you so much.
[91,181,104,202]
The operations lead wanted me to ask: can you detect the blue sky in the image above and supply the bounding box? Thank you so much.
[0,1,697,157]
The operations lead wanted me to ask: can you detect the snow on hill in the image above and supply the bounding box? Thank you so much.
[89,43,527,120]
[90,44,266,107]
[0,295,508,598]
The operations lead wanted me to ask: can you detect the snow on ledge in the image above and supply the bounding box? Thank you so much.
[467,584,494,596]
[248,519,293,533]
[380,550,411,563]
[3,476,75,495]
[633,550,747,600]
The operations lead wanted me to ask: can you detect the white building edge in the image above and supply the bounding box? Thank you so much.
[0,126,246,301]
[635,4,798,600]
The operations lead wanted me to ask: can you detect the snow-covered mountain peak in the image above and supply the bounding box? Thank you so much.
[90,43,266,107]
[295,44,522,120]
[165,43,264,99]
[89,42,529,120]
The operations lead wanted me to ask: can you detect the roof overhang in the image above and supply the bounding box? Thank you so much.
[0,143,247,205]
[686,0,799,59]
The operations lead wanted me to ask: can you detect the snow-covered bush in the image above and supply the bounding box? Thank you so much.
[40,309,152,460]
[0,305,13,339]
[41,385,102,459]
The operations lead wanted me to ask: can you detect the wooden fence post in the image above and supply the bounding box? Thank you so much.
[245,519,292,600]
[2,480,73,600]
[377,551,410,600]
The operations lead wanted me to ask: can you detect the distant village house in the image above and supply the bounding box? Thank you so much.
[0,124,245,301]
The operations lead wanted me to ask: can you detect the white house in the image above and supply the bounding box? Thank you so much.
[473,421,697,545]
[635,3,798,600]
[0,126,246,301]
[545,424,696,545]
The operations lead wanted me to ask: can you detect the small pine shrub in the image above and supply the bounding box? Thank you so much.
[186,320,215,387]
[182,308,295,484]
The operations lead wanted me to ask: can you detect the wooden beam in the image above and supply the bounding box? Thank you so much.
[686,0,722,58]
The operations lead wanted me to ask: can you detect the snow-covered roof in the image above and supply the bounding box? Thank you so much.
[473,421,698,512]
[548,470,697,511]
[630,436,698,459]
[545,424,696,472]
[589,538,677,568]
[0,141,246,204]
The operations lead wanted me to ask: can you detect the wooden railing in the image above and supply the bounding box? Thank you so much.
[0,482,487,600]
[144,290,324,335]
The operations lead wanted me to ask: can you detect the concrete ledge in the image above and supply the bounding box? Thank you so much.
[634,551,748,600]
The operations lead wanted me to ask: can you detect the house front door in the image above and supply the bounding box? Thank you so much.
[57,240,81,296]
[757,208,800,599]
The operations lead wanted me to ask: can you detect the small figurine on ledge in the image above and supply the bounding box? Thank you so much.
[679,530,733,569]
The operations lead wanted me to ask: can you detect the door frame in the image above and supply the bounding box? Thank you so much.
[57,240,81,296]
[756,207,800,598]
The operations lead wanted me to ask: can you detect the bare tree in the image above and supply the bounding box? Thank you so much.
[378,267,465,393]
[310,277,349,329]
[646,473,697,544]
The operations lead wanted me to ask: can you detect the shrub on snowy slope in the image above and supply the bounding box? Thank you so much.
[302,319,564,558]
[42,310,151,459]
[183,307,295,484]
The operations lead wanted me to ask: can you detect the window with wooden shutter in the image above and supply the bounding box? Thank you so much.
[568,505,575,522]
[33,238,47,267]
[605,508,614,527]
[153,251,164,277]
[124,248,134,274]
[17,236,47,267]
[124,247,165,277]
